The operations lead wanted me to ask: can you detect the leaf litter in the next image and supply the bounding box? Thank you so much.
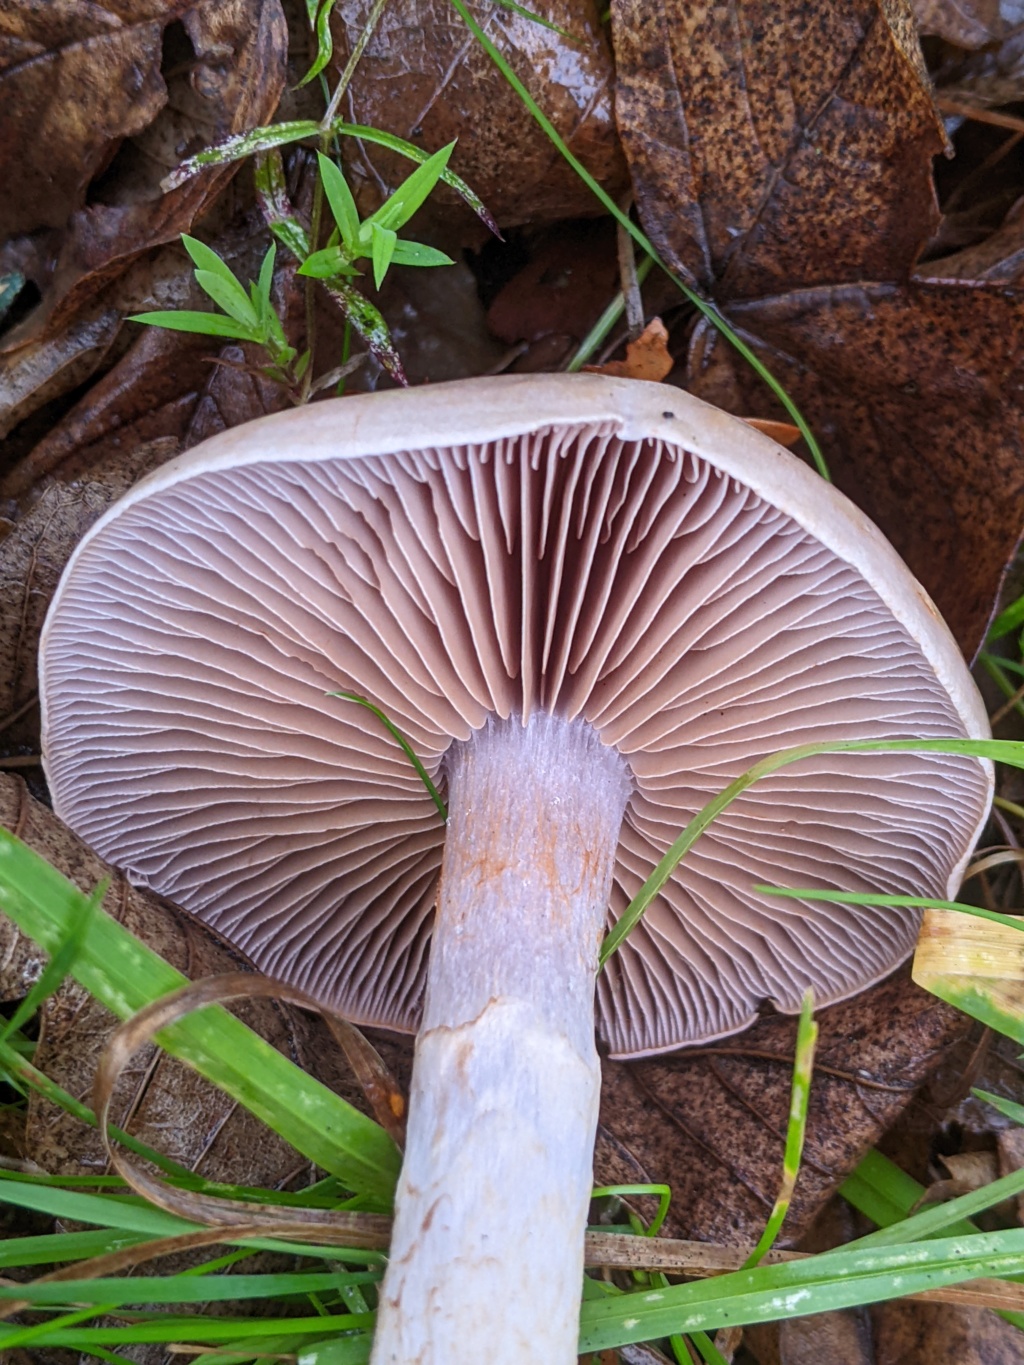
[3,1,1024,1361]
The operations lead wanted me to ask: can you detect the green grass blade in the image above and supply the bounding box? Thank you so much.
[754,885,1024,936]
[842,1150,1022,1246]
[328,692,447,821]
[987,591,1024,643]
[0,1314,375,1347]
[0,1227,154,1268]
[0,832,400,1199]
[742,991,817,1267]
[974,1088,1024,1126]
[0,880,103,1044]
[576,1228,1024,1351]
[0,1270,379,1307]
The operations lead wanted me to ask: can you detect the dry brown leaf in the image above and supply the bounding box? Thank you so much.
[926,8,1024,109]
[0,306,121,442]
[0,2,185,241]
[0,219,304,501]
[612,0,1024,657]
[0,438,180,768]
[926,195,1024,283]
[4,0,287,343]
[329,0,628,228]
[595,971,968,1245]
[583,317,673,381]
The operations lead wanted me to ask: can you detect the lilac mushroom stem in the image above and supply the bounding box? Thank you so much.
[370,711,631,1364]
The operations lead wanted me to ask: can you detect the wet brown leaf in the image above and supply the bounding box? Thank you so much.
[4,0,288,341]
[613,0,946,300]
[330,0,628,228]
[612,0,1024,657]
[596,971,968,1245]
[486,219,620,344]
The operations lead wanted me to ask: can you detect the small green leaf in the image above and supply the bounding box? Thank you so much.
[317,153,362,252]
[180,236,247,290]
[297,0,338,86]
[389,240,454,269]
[370,141,456,232]
[127,311,254,339]
[297,246,361,279]
[257,242,277,309]
[193,269,259,329]
[370,223,397,289]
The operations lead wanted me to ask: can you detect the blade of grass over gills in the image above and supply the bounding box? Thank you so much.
[0,831,400,1199]
[600,737,1015,965]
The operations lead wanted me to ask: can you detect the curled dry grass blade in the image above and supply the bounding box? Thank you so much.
[90,971,396,1243]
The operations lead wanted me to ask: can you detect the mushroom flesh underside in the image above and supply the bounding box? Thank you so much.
[42,419,991,1057]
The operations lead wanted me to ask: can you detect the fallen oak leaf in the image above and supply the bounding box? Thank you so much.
[612,0,946,301]
[583,317,673,381]
[596,970,969,1247]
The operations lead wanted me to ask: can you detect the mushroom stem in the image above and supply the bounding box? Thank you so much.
[370,712,632,1364]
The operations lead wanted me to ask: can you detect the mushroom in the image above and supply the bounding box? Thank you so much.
[39,375,991,1363]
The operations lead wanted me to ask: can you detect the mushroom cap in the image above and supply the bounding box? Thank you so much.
[40,375,992,1058]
